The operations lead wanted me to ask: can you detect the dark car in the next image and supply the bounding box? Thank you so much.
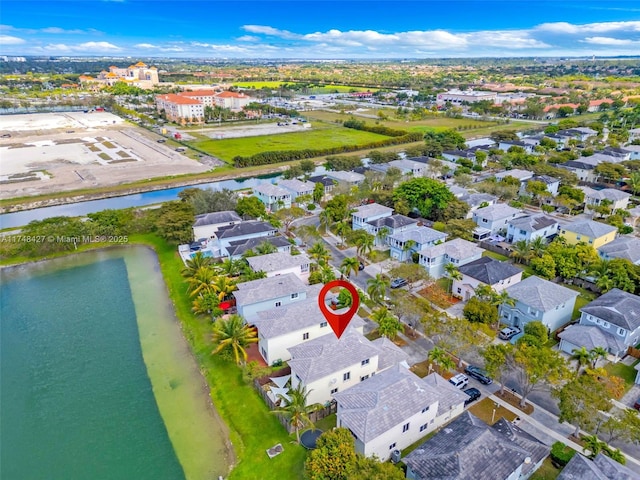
[464,388,481,406]
[358,261,365,271]
[634,398,640,411]
[390,278,408,289]
[157,138,166,143]
[465,365,493,385]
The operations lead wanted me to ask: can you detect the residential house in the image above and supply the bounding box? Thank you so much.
[214,220,277,250]
[245,251,311,281]
[277,179,316,203]
[495,169,535,190]
[351,203,394,231]
[388,159,428,177]
[506,214,559,244]
[224,236,291,260]
[499,276,579,333]
[472,203,523,235]
[556,128,598,143]
[498,140,535,154]
[252,289,365,365]
[460,192,498,219]
[308,175,336,197]
[557,452,640,480]
[334,365,467,461]
[598,236,640,265]
[581,187,631,215]
[252,183,292,212]
[625,144,640,160]
[325,170,365,186]
[233,272,308,321]
[602,146,632,161]
[559,157,601,183]
[629,127,640,143]
[559,289,640,357]
[418,238,484,279]
[404,412,549,480]
[366,214,419,246]
[519,175,560,197]
[192,210,242,240]
[289,329,409,406]
[452,257,522,300]
[442,149,476,163]
[388,227,448,262]
[560,220,617,248]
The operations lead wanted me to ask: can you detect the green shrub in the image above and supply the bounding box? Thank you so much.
[550,441,576,467]
[307,203,316,211]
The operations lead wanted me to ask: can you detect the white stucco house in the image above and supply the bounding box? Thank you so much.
[233,273,308,321]
[288,329,408,407]
[452,257,522,301]
[499,276,579,334]
[418,238,484,279]
[388,227,448,262]
[581,187,631,215]
[334,364,467,461]
[365,214,419,246]
[472,204,522,235]
[277,178,316,202]
[252,183,292,212]
[214,220,282,258]
[245,251,311,282]
[506,214,559,244]
[351,203,394,231]
[192,210,242,240]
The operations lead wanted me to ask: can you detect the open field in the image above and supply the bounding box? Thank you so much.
[0,113,209,200]
[188,122,389,162]
[233,81,375,93]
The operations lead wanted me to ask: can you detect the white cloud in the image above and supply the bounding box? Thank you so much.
[583,36,640,45]
[135,43,158,49]
[536,21,640,34]
[237,35,260,42]
[243,25,299,39]
[39,41,121,53]
[0,35,25,45]
[1,24,100,35]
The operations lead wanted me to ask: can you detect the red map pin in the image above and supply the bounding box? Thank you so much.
[318,279,360,339]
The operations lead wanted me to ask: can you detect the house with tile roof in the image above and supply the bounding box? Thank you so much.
[325,170,365,186]
[452,257,522,301]
[214,220,277,248]
[404,412,549,480]
[246,251,311,281]
[559,289,640,357]
[581,187,631,216]
[519,175,560,197]
[192,210,242,240]
[388,227,448,262]
[506,214,559,244]
[459,192,498,218]
[233,272,308,321]
[499,276,579,333]
[418,238,485,279]
[557,452,639,480]
[252,288,365,366]
[289,329,409,406]
[252,183,292,212]
[560,220,617,248]
[472,203,523,235]
[334,364,467,461]
[598,236,640,265]
[495,169,535,184]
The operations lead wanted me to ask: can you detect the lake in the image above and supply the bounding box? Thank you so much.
[0,247,232,479]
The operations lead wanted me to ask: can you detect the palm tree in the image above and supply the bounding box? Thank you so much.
[216,258,243,277]
[628,171,640,196]
[402,239,417,262]
[192,291,222,320]
[510,240,531,265]
[212,275,237,302]
[320,264,337,284]
[596,275,615,294]
[186,267,216,298]
[319,209,332,234]
[367,274,389,304]
[371,306,403,339]
[355,232,374,260]
[272,383,320,444]
[182,251,213,279]
[571,346,592,373]
[211,314,258,365]
[427,346,456,375]
[582,434,605,459]
[444,263,462,294]
[255,241,277,255]
[590,347,608,368]
[529,237,547,257]
[335,221,350,247]
[340,256,360,279]
[308,242,331,266]
[376,226,390,247]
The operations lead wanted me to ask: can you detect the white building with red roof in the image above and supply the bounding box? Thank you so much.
[155,90,254,123]
[80,61,159,89]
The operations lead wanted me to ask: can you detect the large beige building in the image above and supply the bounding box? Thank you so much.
[155,90,253,123]
[79,61,160,89]
[436,89,496,106]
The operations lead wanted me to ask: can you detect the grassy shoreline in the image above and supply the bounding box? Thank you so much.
[1,236,307,480]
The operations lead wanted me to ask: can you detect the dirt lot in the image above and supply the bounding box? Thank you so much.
[196,121,309,140]
[0,112,209,200]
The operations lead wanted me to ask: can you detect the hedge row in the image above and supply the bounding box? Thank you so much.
[343,118,409,137]
[233,132,423,167]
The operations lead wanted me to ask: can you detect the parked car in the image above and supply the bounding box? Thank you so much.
[448,373,469,390]
[157,138,166,143]
[463,388,481,406]
[358,261,365,271]
[634,398,640,411]
[390,278,408,289]
[499,326,521,341]
[464,365,493,385]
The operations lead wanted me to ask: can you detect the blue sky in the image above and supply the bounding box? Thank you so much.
[1,1,640,58]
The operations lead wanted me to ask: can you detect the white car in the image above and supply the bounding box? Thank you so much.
[448,373,469,390]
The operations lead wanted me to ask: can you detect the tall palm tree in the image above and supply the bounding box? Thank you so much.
[376,226,390,247]
[186,267,216,298]
[529,237,547,257]
[427,346,456,375]
[402,239,417,262]
[590,347,608,368]
[444,263,462,294]
[308,242,331,266]
[628,171,640,196]
[319,209,332,234]
[340,256,360,279]
[192,291,222,320]
[255,241,277,255]
[355,232,375,260]
[212,275,237,302]
[211,314,258,365]
[367,274,389,304]
[182,251,213,278]
[335,221,350,247]
[510,240,531,265]
[216,258,243,277]
[272,383,321,444]
[571,347,592,373]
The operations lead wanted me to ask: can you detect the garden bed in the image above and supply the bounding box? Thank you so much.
[417,284,458,309]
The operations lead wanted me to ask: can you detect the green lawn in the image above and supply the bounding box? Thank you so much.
[604,359,639,388]
[482,250,510,262]
[189,122,389,162]
[468,397,518,426]
[530,457,561,480]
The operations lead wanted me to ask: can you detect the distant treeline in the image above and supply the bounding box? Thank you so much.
[232,131,423,167]
[342,118,410,137]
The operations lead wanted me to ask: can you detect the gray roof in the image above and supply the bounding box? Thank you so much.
[563,220,617,239]
[252,290,366,339]
[352,202,394,219]
[458,257,522,285]
[233,272,306,307]
[531,174,559,185]
[495,169,534,181]
[225,235,290,257]
[277,178,315,194]
[404,412,548,480]
[216,220,276,239]
[558,452,640,480]
[389,226,447,245]
[598,236,640,264]
[582,187,632,202]
[246,251,310,273]
[460,192,497,208]
[252,183,291,197]
[389,159,426,171]
[505,276,578,312]
[563,158,600,170]
[508,214,558,233]
[421,372,471,416]
[580,288,640,331]
[288,329,383,384]
[370,337,410,371]
[419,238,484,261]
[325,170,365,183]
[474,203,522,221]
[558,324,627,353]
[193,210,241,227]
[334,366,464,443]
[367,214,418,230]
[308,175,336,187]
